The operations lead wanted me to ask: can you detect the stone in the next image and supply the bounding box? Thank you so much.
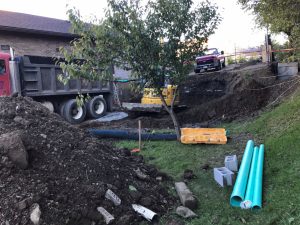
[139,196,152,207]
[176,206,197,218]
[134,168,150,180]
[30,203,41,225]
[13,116,30,126]
[165,218,185,225]
[129,190,142,202]
[183,169,196,180]
[174,182,198,210]
[16,199,27,210]
[0,132,29,169]
[117,214,134,225]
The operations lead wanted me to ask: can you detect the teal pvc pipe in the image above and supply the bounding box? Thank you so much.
[252,144,265,209]
[243,146,259,207]
[230,140,254,207]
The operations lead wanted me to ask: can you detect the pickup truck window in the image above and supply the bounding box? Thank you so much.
[204,49,218,55]
[0,60,5,75]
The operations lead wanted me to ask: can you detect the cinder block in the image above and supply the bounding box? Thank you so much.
[224,155,238,172]
[213,167,234,187]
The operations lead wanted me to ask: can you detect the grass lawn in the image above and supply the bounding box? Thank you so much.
[116,91,300,225]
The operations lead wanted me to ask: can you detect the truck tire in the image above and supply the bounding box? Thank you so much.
[59,102,66,117]
[87,96,107,119]
[41,101,54,113]
[63,99,87,124]
[217,61,222,71]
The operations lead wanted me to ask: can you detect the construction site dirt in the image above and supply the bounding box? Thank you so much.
[81,63,299,130]
[0,97,176,225]
[1,63,298,225]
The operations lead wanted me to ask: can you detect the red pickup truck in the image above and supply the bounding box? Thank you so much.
[194,48,225,73]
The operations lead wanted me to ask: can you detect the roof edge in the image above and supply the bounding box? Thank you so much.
[0,25,78,38]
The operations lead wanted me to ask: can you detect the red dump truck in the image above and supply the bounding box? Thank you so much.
[0,51,113,124]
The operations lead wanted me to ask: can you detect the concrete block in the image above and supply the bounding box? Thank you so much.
[175,182,198,209]
[213,167,234,187]
[224,155,238,172]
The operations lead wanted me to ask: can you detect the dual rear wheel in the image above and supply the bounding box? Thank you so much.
[60,96,107,124]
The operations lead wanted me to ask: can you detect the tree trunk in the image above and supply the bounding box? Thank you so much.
[159,89,181,141]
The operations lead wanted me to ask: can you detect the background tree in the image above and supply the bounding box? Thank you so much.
[238,0,300,48]
[61,0,221,140]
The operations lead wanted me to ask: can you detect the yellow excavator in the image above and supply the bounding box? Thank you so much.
[122,85,180,113]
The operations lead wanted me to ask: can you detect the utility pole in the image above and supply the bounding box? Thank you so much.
[234,44,237,64]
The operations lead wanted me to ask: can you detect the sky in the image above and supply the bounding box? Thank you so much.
[0,0,287,53]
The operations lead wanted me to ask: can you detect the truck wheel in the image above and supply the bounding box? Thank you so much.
[63,99,87,124]
[41,101,54,113]
[217,61,222,71]
[87,96,107,119]
[222,59,226,67]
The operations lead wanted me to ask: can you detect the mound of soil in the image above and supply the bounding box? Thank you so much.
[0,97,175,225]
[178,64,298,124]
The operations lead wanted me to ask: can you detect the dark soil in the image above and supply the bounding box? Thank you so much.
[84,63,299,130]
[0,97,176,225]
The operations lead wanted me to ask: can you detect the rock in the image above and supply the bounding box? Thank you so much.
[13,116,30,126]
[139,196,152,207]
[16,199,27,210]
[165,218,185,225]
[121,148,131,156]
[129,190,142,202]
[117,214,135,225]
[40,134,47,139]
[175,182,198,210]
[134,168,150,180]
[30,203,41,225]
[176,206,197,218]
[0,132,29,169]
[183,169,196,180]
[201,163,210,171]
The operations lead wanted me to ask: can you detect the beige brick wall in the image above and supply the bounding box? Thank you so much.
[0,32,71,57]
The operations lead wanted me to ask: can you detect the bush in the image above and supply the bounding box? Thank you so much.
[227,56,235,65]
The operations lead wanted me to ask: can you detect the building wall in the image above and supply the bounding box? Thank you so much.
[0,31,71,57]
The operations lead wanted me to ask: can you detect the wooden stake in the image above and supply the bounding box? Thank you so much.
[138,120,142,151]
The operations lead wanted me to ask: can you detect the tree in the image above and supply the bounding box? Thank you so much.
[60,0,221,140]
[238,0,300,47]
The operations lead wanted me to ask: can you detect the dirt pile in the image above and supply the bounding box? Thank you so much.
[178,64,298,125]
[0,97,175,225]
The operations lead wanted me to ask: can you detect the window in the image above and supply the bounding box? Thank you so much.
[0,60,6,75]
[1,45,10,51]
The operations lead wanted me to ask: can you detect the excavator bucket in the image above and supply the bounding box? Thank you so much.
[180,128,227,144]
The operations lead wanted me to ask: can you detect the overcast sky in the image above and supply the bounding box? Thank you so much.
[0,0,286,53]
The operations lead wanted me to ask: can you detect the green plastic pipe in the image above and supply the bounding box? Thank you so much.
[242,146,259,208]
[252,144,265,210]
[230,140,254,207]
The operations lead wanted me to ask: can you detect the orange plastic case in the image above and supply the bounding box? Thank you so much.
[180,128,227,144]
